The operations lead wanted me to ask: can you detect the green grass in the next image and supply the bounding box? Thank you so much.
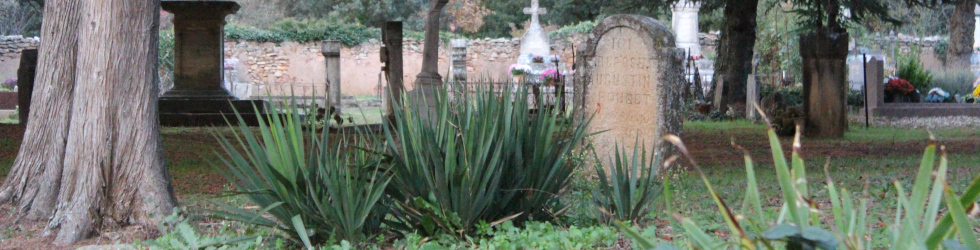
[1,119,978,248]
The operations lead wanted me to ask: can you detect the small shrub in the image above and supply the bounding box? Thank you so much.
[383,82,593,237]
[590,140,662,226]
[1,77,15,91]
[930,69,975,96]
[896,52,934,92]
[212,99,390,246]
[547,21,595,39]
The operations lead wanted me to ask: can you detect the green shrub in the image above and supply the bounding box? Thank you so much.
[224,19,380,46]
[930,69,976,96]
[620,116,980,249]
[382,82,593,237]
[211,99,390,246]
[590,140,662,226]
[897,52,934,92]
[548,21,596,39]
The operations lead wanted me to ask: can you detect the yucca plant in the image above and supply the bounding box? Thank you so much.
[382,81,592,237]
[211,98,390,247]
[619,105,980,250]
[590,140,662,226]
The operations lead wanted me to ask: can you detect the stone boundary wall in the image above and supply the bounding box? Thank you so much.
[222,34,595,97]
[0,36,40,83]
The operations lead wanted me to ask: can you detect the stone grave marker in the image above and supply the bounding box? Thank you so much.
[575,15,685,167]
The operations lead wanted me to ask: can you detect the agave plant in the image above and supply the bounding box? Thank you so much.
[590,140,662,226]
[382,81,592,237]
[211,98,390,247]
[620,105,980,250]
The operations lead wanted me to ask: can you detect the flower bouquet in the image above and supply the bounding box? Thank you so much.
[924,87,950,103]
[532,55,545,63]
[885,78,915,102]
[541,68,560,86]
[509,64,532,83]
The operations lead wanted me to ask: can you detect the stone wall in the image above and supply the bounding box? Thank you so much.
[0,36,40,83]
[222,34,592,98]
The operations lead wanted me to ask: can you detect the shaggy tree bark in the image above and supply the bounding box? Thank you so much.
[713,0,759,115]
[948,0,975,69]
[0,0,176,245]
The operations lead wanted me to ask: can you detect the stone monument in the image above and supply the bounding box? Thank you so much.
[17,49,36,126]
[382,21,404,124]
[321,40,342,112]
[574,15,685,167]
[159,0,268,126]
[519,0,550,65]
[671,0,701,57]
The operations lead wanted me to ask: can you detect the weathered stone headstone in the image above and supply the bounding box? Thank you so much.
[862,57,884,116]
[321,40,342,112]
[449,39,467,83]
[575,15,685,166]
[382,21,404,123]
[17,49,36,126]
[801,31,849,138]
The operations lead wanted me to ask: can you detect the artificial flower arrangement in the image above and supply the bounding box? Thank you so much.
[541,68,560,85]
[924,87,950,103]
[509,64,532,76]
[885,77,915,95]
[532,55,545,63]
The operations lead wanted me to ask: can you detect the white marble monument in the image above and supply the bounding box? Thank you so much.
[671,0,701,57]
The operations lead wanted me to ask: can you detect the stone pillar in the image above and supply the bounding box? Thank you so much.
[321,40,342,112]
[863,57,884,116]
[450,39,467,84]
[801,31,849,138]
[161,1,239,99]
[382,22,404,123]
[17,49,37,126]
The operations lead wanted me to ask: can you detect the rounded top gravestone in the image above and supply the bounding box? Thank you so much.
[574,15,685,169]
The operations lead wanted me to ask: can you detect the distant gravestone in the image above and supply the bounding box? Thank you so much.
[449,39,467,83]
[17,49,37,126]
[575,15,685,166]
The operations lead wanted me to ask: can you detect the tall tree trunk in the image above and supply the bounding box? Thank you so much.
[948,0,975,69]
[714,0,759,115]
[0,0,176,245]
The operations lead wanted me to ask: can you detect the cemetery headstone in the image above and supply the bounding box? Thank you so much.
[519,0,550,64]
[800,31,849,138]
[574,15,685,167]
[321,40,342,112]
[450,39,467,83]
[863,57,884,116]
[17,49,37,126]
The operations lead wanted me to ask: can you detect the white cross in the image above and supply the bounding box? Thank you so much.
[523,0,547,17]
